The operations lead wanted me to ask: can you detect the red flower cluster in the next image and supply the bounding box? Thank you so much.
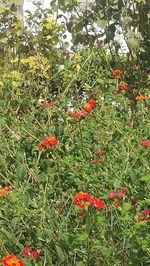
[40,101,56,108]
[144,209,150,215]
[87,99,96,108]
[68,99,96,120]
[137,209,150,222]
[139,140,150,147]
[0,254,24,266]
[37,136,58,149]
[83,99,96,112]
[89,158,103,164]
[73,191,105,210]
[108,187,128,199]
[118,83,127,90]
[95,149,107,155]
[69,110,86,120]
[21,246,40,261]
[89,149,107,164]
[113,69,122,78]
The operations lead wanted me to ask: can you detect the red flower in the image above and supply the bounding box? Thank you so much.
[113,69,122,78]
[73,192,93,209]
[118,83,127,90]
[32,251,40,261]
[87,99,96,108]
[21,246,32,258]
[78,213,84,219]
[89,159,96,164]
[73,192,105,210]
[37,136,58,149]
[143,209,150,215]
[89,158,103,164]
[1,254,24,266]
[96,158,103,163]
[70,111,86,120]
[83,103,92,112]
[113,199,119,206]
[139,140,150,147]
[108,188,128,199]
[137,215,148,222]
[95,149,107,155]
[93,196,105,209]
[116,191,124,198]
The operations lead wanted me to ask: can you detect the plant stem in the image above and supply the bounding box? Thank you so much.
[86,212,91,266]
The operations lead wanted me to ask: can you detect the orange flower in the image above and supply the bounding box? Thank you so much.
[83,103,92,112]
[37,136,58,149]
[135,95,148,101]
[0,186,12,196]
[1,254,24,266]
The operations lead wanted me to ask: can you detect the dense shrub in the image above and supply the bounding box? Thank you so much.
[0,1,150,265]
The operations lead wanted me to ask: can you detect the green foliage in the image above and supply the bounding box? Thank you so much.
[0,1,150,265]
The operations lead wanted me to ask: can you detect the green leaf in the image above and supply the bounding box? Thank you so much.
[127,38,139,49]
[75,233,88,241]
[76,262,85,266]
[55,245,65,262]
[15,164,27,179]
[139,175,150,182]
[123,203,132,211]
[97,20,107,29]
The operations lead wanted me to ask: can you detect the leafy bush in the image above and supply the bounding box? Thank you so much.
[0,1,150,265]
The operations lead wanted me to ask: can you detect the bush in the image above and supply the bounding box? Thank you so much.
[0,1,150,265]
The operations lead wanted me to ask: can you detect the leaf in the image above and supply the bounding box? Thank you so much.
[127,38,139,49]
[123,203,132,211]
[55,245,65,262]
[15,164,27,179]
[139,175,150,182]
[97,20,107,29]
[75,233,88,241]
[22,258,32,266]
[0,228,17,244]
[16,150,25,162]
[76,262,85,266]
[135,0,146,3]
